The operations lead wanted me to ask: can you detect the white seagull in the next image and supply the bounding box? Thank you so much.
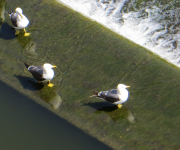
[90,84,130,108]
[25,63,57,87]
[8,7,30,36]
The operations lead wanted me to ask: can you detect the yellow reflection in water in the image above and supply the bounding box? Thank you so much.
[37,85,62,110]
[95,106,135,123]
[16,32,37,56]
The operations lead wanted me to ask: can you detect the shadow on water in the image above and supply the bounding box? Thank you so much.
[84,101,115,110]
[85,102,135,123]
[96,105,135,123]
[0,0,15,39]
[14,75,44,91]
[14,75,63,110]
[0,23,16,39]
[0,22,35,49]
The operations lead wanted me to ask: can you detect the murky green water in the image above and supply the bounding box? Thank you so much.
[1,0,180,149]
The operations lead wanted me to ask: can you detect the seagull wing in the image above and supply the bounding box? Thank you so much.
[29,66,46,81]
[10,13,18,27]
[99,89,120,103]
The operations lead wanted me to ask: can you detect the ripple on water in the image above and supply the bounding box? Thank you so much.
[57,0,180,67]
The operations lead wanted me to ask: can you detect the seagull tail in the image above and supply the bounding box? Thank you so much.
[6,8,13,15]
[89,90,99,97]
[24,63,30,69]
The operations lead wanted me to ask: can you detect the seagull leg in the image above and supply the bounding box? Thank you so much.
[117,104,122,108]
[48,80,54,87]
[23,28,30,36]
[15,29,20,35]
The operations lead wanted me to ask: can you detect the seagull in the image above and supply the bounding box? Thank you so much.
[7,7,30,36]
[25,63,57,87]
[90,84,130,108]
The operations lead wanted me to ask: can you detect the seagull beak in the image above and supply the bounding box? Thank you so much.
[126,86,130,88]
[20,14,23,19]
[52,65,57,68]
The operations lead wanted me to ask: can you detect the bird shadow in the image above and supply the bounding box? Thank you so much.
[83,102,115,110]
[0,22,16,40]
[0,22,33,49]
[14,75,44,91]
[84,102,135,123]
[14,75,63,110]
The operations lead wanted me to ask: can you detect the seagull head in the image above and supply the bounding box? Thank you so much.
[15,7,23,18]
[117,84,130,90]
[43,63,57,69]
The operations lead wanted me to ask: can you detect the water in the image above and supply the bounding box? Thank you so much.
[0,80,112,150]
[1,0,180,149]
[57,0,180,67]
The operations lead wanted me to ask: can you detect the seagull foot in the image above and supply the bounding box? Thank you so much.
[15,30,20,35]
[24,33,30,36]
[48,83,54,87]
[117,104,122,108]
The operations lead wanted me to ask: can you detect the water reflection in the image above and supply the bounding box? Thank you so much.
[49,92,62,110]
[95,105,135,123]
[14,75,62,109]
[86,102,135,123]
[16,32,35,50]
[0,0,5,25]
[37,86,62,110]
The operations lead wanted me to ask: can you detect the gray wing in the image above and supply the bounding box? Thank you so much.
[10,13,18,27]
[29,66,46,81]
[98,89,120,103]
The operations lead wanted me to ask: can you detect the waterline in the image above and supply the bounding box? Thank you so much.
[57,0,180,67]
